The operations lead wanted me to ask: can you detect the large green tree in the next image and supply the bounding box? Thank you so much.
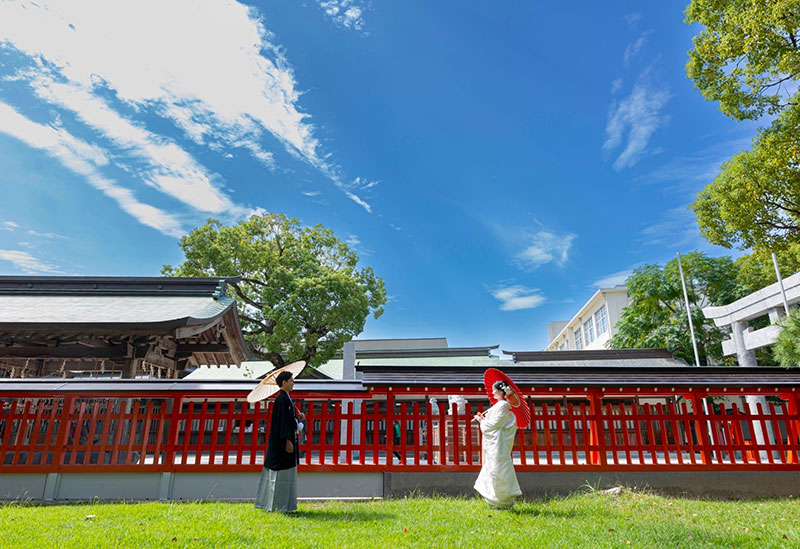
[734,244,800,295]
[685,0,800,121]
[163,214,386,373]
[691,100,800,251]
[609,252,739,364]
[686,1,800,252]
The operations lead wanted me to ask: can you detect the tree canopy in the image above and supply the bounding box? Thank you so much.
[775,308,800,367]
[734,244,800,295]
[163,214,386,374]
[691,100,800,251]
[685,0,800,121]
[609,252,739,365]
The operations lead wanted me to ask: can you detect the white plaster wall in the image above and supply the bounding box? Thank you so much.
[544,289,629,351]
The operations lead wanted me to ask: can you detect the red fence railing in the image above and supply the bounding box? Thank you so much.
[2,387,800,473]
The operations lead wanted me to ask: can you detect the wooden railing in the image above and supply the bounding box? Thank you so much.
[2,387,800,473]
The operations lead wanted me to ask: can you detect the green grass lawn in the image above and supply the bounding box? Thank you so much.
[2,490,800,548]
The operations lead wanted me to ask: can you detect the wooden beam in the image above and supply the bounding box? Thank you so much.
[0,345,129,359]
[174,344,229,358]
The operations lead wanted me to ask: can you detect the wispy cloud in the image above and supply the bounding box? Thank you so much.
[0,1,374,213]
[0,249,61,273]
[634,135,752,193]
[0,101,184,237]
[624,12,642,30]
[623,31,653,67]
[592,269,633,288]
[639,205,702,249]
[27,75,250,216]
[515,231,576,271]
[491,284,546,311]
[610,78,623,94]
[317,0,368,31]
[1,221,19,231]
[302,190,321,197]
[27,230,68,240]
[345,232,372,255]
[603,67,670,170]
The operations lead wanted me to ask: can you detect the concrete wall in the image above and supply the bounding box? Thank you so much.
[4,470,800,501]
[0,472,382,502]
[384,471,800,500]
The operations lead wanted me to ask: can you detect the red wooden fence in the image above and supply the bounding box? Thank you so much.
[2,387,800,474]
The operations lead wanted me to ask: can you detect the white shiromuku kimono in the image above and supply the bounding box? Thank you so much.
[474,400,522,508]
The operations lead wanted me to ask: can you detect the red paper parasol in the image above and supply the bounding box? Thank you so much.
[483,368,530,428]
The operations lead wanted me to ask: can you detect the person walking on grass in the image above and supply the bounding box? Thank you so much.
[255,370,304,512]
[473,379,522,509]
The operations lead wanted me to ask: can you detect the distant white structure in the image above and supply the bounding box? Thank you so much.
[703,272,800,365]
[545,286,628,351]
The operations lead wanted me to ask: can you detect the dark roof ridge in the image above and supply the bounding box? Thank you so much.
[0,276,241,298]
[505,348,675,361]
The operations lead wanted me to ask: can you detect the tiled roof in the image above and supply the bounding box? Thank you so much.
[356,365,800,388]
[0,295,234,326]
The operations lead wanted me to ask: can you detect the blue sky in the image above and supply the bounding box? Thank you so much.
[0,1,759,352]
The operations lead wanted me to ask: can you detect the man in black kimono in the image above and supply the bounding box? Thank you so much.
[254,370,304,512]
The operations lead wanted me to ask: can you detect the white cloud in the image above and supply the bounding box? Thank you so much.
[610,78,623,94]
[302,190,321,197]
[592,269,633,288]
[351,176,379,190]
[515,231,576,270]
[491,285,546,311]
[317,1,368,31]
[345,192,373,213]
[623,31,652,67]
[1,221,19,231]
[603,67,670,170]
[0,101,184,237]
[27,76,248,215]
[624,12,642,30]
[27,230,68,240]
[0,0,373,213]
[345,232,371,255]
[0,249,61,273]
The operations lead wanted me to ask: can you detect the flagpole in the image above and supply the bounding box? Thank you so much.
[677,252,701,367]
[771,252,791,316]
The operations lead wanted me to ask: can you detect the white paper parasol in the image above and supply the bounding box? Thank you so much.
[246,360,306,403]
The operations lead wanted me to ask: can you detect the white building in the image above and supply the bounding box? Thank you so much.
[545,285,629,351]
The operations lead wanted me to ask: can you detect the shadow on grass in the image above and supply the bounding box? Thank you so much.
[287,508,395,522]
[508,506,587,519]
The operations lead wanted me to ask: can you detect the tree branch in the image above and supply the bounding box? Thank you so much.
[231,283,265,310]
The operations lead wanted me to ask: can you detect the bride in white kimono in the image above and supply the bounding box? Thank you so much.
[473,380,522,508]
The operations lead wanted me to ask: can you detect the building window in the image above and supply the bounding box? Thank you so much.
[594,305,608,335]
[574,327,583,350]
[583,318,595,344]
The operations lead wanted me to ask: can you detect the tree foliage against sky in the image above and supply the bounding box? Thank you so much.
[609,252,739,364]
[685,0,800,121]
[734,243,800,294]
[686,0,800,252]
[163,214,386,373]
[691,101,800,251]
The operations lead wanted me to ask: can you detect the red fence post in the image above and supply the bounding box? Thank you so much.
[691,394,712,465]
[588,392,604,465]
